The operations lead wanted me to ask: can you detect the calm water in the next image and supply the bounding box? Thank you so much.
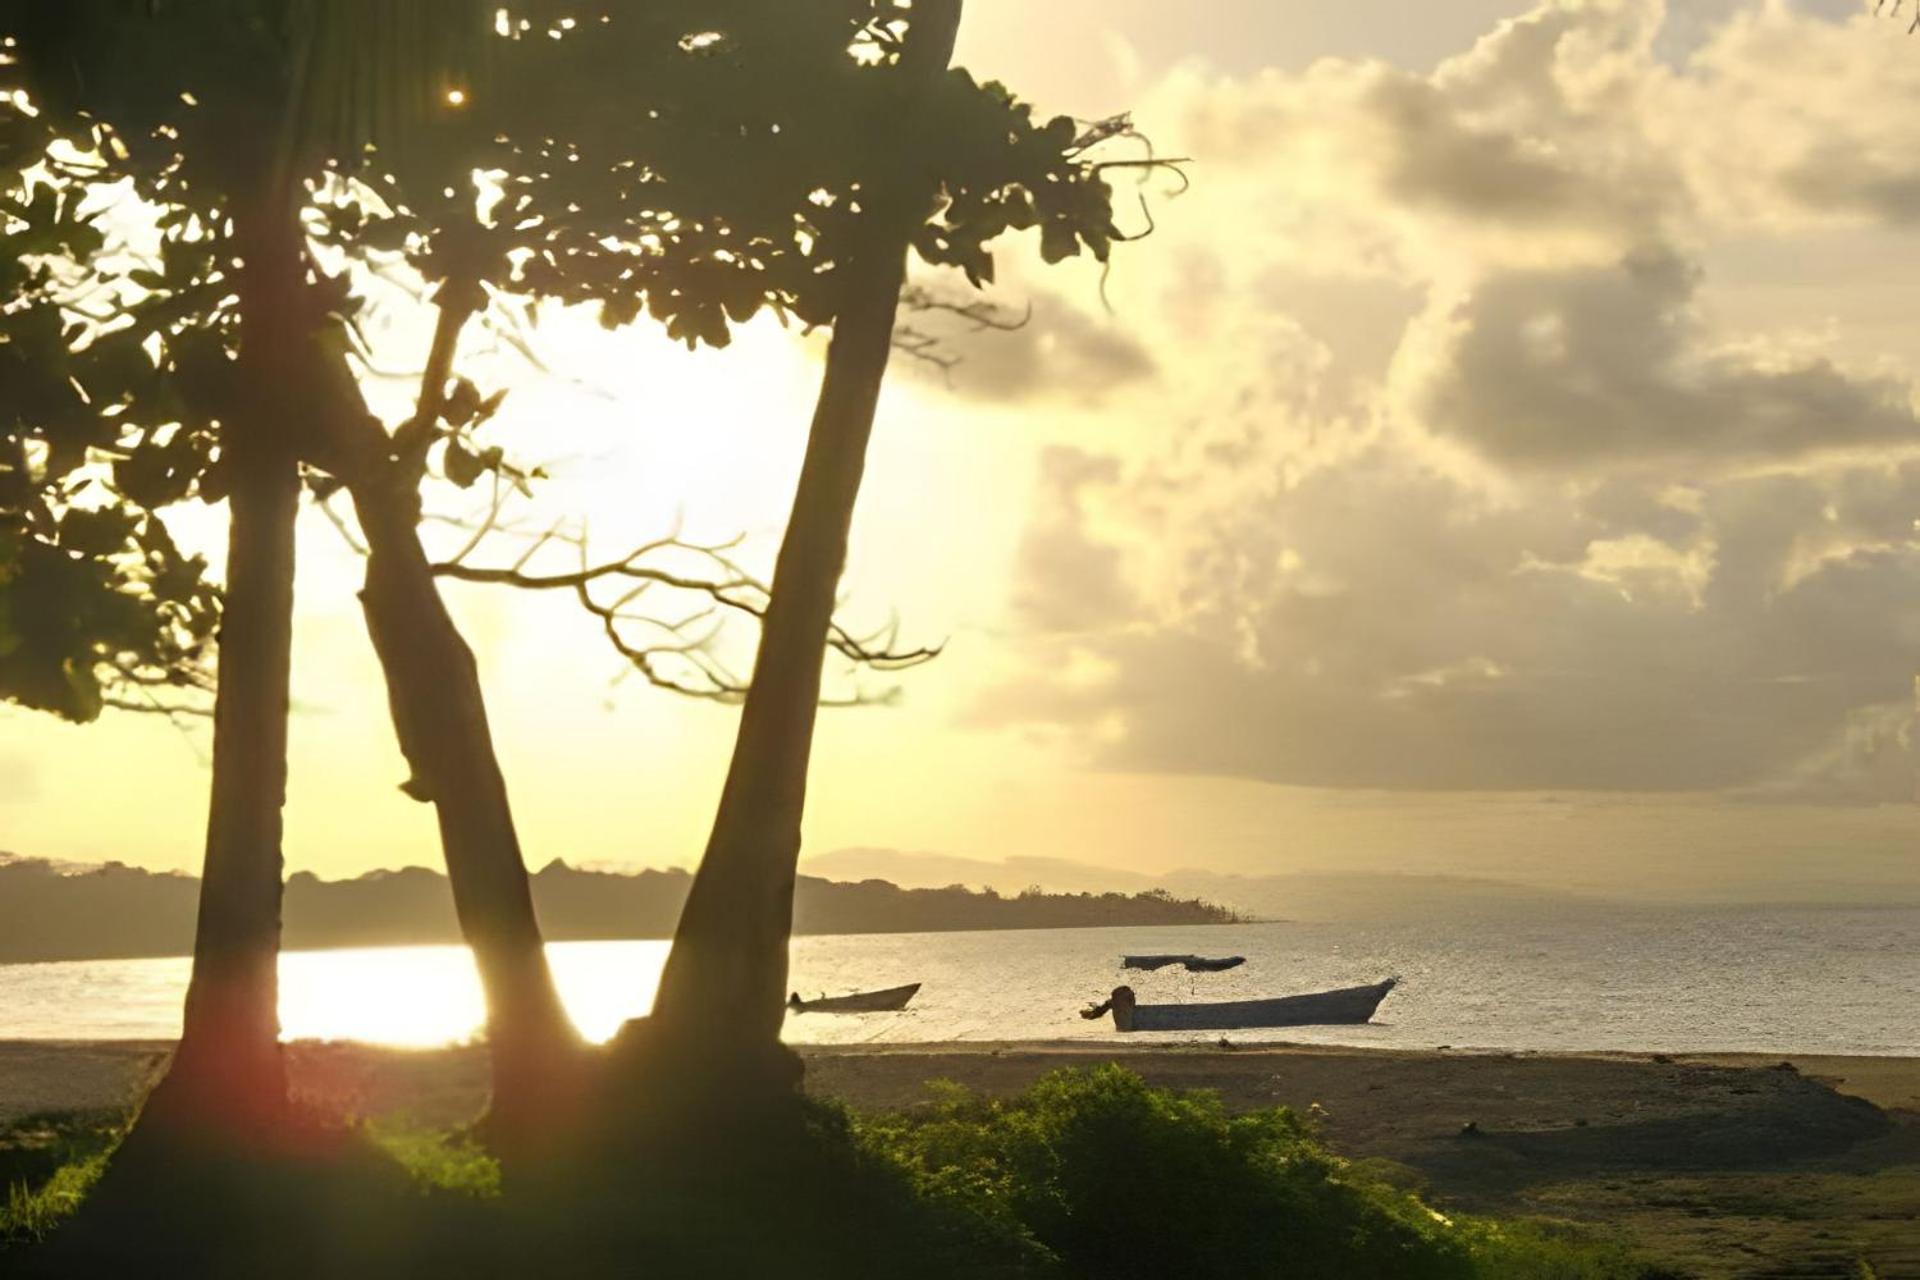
[3,907,1918,1054]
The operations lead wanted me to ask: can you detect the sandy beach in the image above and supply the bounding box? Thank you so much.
[3,1039,1917,1277]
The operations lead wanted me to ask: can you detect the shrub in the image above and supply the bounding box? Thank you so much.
[857,1066,1653,1280]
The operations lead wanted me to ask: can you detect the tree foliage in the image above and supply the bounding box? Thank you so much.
[0,79,220,721]
[1,1,1126,720]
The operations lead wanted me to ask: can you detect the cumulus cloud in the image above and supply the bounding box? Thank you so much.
[964,0,1920,798]
[1012,449,1136,633]
[1404,248,1919,466]
[1656,4,1920,230]
[980,438,1920,791]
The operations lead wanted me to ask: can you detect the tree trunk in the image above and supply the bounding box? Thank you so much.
[348,468,584,1144]
[647,1,963,1063]
[137,429,299,1140]
[281,258,580,1148]
[129,189,309,1145]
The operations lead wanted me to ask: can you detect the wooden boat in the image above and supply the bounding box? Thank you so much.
[1081,979,1397,1032]
[787,983,921,1014]
[1122,954,1246,973]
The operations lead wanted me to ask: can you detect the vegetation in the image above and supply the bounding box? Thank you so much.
[1,1068,1657,1279]
[367,1123,501,1201]
[0,1112,119,1250]
[857,1067,1657,1280]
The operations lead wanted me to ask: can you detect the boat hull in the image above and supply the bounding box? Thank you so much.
[789,982,921,1014]
[1122,954,1247,973]
[1121,980,1396,1032]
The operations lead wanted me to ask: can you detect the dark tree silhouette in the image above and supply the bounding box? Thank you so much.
[649,0,970,1064]
[1,0,965,1148]
[0,0,583,1148]
[615,1,1143,1083]
[0,3,347,1146]
[303,0,1149,1100]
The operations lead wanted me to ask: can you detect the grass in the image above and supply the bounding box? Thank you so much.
[3,1153,112,1246]
[1523,1167,1920,1279]
[0,1110,123,1249]
[365,1121,501,1199]
[1,1067,1666,1278]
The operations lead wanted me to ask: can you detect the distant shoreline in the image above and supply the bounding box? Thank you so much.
[0,855,1237,965]
[0,919,1254,969]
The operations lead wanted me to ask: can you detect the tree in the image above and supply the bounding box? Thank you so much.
[648,0,971,1072]
[0,0,543,1145]
[468,0,1143,1084]
[4,2,316,1142]
[1,0,958,1147]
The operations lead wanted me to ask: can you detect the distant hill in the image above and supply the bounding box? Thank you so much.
[0,854,1235,964]
[802,847,1615,923]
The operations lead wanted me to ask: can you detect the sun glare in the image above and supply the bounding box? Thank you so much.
[273,942,671,1047]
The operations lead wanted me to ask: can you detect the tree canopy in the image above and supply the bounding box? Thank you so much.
[0,2,1130,725]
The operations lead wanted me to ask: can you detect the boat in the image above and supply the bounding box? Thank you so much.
[1080,979,1397,1032]
[787,983,921,1014]
[1122,954,1246,973]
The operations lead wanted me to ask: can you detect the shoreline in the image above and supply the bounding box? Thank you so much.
[3,1036,1916,1121]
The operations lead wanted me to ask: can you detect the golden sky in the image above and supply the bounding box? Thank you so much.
[4,0,1919,903]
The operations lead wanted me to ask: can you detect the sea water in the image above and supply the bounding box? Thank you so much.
[2,906,1916,1055]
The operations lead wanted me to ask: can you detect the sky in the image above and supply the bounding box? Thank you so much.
[4,0,1919,903]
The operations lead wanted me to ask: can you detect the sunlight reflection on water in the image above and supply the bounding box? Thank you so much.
[277,940,674,1046]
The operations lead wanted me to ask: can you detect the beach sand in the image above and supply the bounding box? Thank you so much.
[3,1039,1917,1277]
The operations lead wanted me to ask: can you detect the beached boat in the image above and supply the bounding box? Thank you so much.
[1081,979,1397,1032]
[1122,954,1246,973]
[787,983,921,1014]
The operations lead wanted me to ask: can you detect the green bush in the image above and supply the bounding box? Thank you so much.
[857,1065,1652,1280]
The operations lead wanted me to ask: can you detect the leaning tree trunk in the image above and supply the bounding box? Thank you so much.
[275,254,580,1150]
[347,466,585,1146]
[647,1,963,1069]
[299,277,583,1148]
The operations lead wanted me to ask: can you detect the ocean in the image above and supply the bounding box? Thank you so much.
[3,905,1917,1055]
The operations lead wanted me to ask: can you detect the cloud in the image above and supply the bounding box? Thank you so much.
[956,0,1920,800]
[1656,4,1920,231]
[979,442,1920,792]
[894,284,1154,403]
[1746,698,1917,804]
[1145,0,1681,283]
[1403,248,1919,467]
[1012,448,1136,633]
